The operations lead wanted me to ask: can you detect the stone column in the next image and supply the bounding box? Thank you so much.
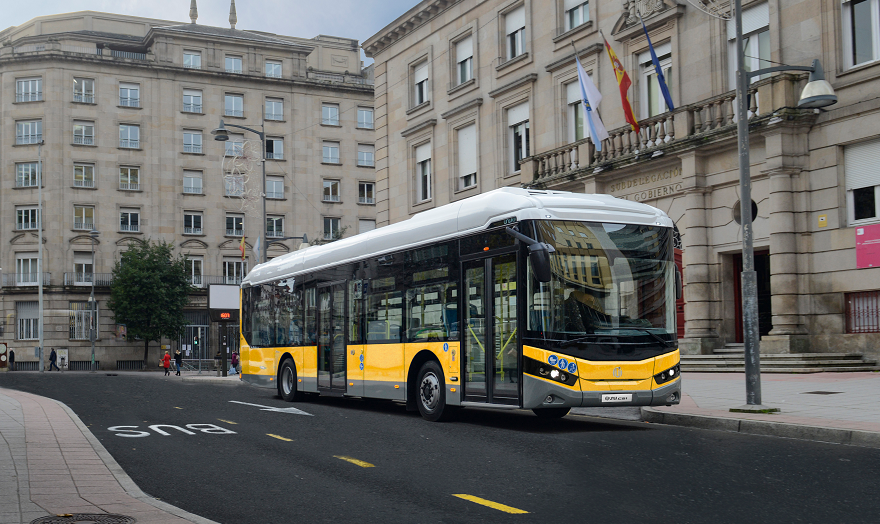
[678,152,719,354]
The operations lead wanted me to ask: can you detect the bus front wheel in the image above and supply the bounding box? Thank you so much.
[532,407,570,419]
[278,359,301,402]
[417,361,453,422]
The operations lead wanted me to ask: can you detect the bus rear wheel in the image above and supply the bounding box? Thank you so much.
[532,407,570,419]
[278,359,301,402]
[417,361,454,422]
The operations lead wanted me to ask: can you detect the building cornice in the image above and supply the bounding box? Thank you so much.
[544,43,604,73]
[400,118,437,137]
[441,97,483,119]
[363,0,460,58]
[488,73,538,98]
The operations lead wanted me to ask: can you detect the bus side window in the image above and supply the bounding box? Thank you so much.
[304,286,317,345]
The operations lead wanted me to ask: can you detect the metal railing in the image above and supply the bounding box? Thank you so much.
[266,190,283,199]
[184,186,203,194]
[225,68,242,74]
[16,179,38,188]
[117,360,144,371]
[74,220,94,230]
[184,227,203,235]
[74,94,95,103]
[119,139,140,148]
[74,179,95,188]
[63,273,113,286]
[111,50,146,60]
[359,196,375,204]
[184,144,202,153]
[16,222,38,230]
[225,109,243,117]
[265,112,283,120]
[323,195,340,202]
[265,71,282,78]
[183,103,202,112]
[226,229,243,236]
[119,97,140,107]
[184,63,202,69]
[119,182,140,191]
[68,361,100,371]
[73,135,94,145]
[2,273,51,287]
[16,92,42,102]
[16,134,42,145]
[120,224,140,232]
[189,275,204,287]
[267,230,285,238]
[266,152,283,160]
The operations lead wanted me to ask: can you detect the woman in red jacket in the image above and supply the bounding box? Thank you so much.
[162,351,171,376]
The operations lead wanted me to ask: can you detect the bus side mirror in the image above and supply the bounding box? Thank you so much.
[529,243,555,283]
[675,267,682,301]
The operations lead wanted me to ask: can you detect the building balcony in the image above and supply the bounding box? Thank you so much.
[226,229,243,236]
[119,139,140,148]
[184,227,203,235]
[74,179,95,188]
[119,182,140,191]
[119,97,140,108]
[16,222,38,230]
[74,220,94,230]
[184,186,203,194]
[266,152,283,160]
[16,134,42,145]
[74,93,95,103]
[183,104,202,113]
[266,230,284,238]
[2,273,51,287]
[15,92,42,102]
[184,144,203,153]
[73,135,94,145]
[63,273,113,286]
[120,224,140,232]
[521,74,809,188]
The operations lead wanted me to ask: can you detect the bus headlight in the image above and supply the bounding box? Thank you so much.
[525,356,578,386]
[654,364,680,385]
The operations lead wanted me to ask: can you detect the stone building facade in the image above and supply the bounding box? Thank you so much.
[1,9,375,369]
[364,0,880,359]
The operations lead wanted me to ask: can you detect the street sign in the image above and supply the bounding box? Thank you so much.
[208,284,240,322]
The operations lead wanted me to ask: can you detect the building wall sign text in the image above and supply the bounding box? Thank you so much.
[607,167,682,202]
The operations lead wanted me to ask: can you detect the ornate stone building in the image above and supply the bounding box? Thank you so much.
[1,5,375,369]
[364,0,880,359]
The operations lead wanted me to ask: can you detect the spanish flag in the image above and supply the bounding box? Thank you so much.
[239,235,246,261]
[604,38,639,133]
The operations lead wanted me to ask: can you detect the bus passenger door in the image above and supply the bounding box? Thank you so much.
[317,282,347,393]
[462,253,520,405]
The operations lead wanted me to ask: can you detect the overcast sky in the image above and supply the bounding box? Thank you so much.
[4,0,419,63]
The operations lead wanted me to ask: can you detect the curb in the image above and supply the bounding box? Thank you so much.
[640,407,880,449]
[52,397,220,524]
[180,376,244,385]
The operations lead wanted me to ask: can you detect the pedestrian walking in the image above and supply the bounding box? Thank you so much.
[8,349,13,372]
[48,348,60,371]
[162,350,171,376]
[230,351,239,375]
[174,349,183,376]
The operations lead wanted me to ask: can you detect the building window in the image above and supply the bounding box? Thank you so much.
[358,107,374,129]
[508,102,530,173]
[266,98,283,120]
[73,121,95,145]
[359,182,375,204]
[566,81,587,142]
[73,78,95,103]
[69,301,98,340]
[16,78,42,102]
[184,51,202,69]
[727,3,770,86]
[359,219,376,233]
[225,94,243,117]
[640,43,673,118]
[187,257,204,287]
[74,164,95,188]
[119,124,140,148]
[845,290,880,333]
[843,0,880,67]
[16,163,40,188]
[457,123,478,190]
[415,143,432,202]
[74,205,95,230]
[564,0,589,31]
[73,251,94,285]
[225,133,245,157]
[323,217,341,240]
[184,171,203,194]
[455,36,473,85]
[265,60,282,78]
[505,5,526,60]
[225,175,245,197]
[845,138,880,224]
[224,258,247,284]
[15,254,39,286]
[16,207,40,230]
[119,83,140,107]
[322,104,340,125]
[16,120,42,145]
[184,212,203,234]
[413,62,429,105]
[119,167,140,191]
[225,56,242,74]
[266,137,284,159]
[266,176,284,199]
[183,89,202,112]
[120,209,140,232]
[184,130,203,153]
[266,216,284,237]
[17,301,39,340]
[323,141,340,164]
[226,214,244,236]
[358,144,375,167]
[323,180,341,202]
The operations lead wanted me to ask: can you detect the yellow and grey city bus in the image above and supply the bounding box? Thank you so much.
[239,188,681,421]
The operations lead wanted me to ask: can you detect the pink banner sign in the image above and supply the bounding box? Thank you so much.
[855,223,880,268]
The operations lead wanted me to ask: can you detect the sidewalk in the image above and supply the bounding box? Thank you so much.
[0,386,218,524]
[641,372,880,448]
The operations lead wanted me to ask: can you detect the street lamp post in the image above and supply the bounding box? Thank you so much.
[37,141,45,372]
[89,228,100,372]
[731,0,837,411]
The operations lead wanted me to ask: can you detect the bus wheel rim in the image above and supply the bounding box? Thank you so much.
[283,367,293,395]
[420,372,440,412]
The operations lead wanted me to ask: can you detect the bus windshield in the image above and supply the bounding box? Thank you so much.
[526,220,676,359]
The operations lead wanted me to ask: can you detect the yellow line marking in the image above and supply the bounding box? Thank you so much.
[267,434,293,442]
[218,419,238,425]
[333,455,375,468]
[452,494,529,514]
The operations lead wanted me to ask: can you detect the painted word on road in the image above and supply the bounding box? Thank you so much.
[108,424,237,437]
[229,400,312,416]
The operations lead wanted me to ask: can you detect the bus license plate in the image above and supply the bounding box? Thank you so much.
[601,394,632,403]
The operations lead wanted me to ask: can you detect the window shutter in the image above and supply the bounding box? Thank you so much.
[566,81,585,104]
[639,42,671,64]
[414,62,429,84]
[845,139,880,190]
[456,36,474,63]
[458,124,477,177]
[74,252,92,264]
[727,2,769,37]
[415,143,431,163]
[505,5,526,35]
[358,144,374,154]
[17,301,39,319]
[564,0,582,11]
[508,102,529,125]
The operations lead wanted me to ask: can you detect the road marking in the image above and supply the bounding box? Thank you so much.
[174,407,183,410]
[267,434,293,441]
[452,495,528,514]
[229,400,312,416]
[218,419,238,425]
[333,455,375,468]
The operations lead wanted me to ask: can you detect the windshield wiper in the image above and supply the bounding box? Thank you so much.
[559,334,618,348]
[625,328,674,348]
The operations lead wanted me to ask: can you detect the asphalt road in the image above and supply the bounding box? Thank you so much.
[2,372,879,523]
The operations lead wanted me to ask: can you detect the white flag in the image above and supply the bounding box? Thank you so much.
[576,56,609,150]
[253,236,261,263]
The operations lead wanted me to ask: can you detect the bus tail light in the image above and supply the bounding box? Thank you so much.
[654,364,680,385]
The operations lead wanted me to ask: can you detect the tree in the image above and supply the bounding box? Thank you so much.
[107,239,191,369]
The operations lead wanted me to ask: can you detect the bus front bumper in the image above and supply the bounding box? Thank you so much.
[522,374,681,410]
